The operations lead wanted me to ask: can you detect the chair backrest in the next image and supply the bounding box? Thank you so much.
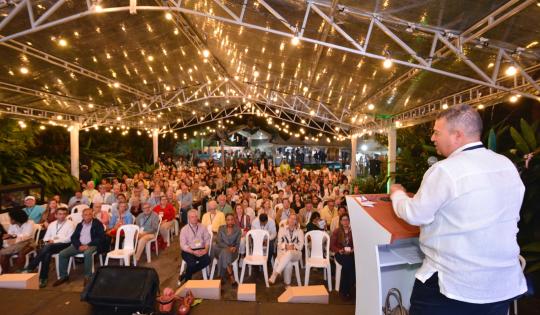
[206,224,213,235]
[305,230,330,260]
[152,216,163,241]
[32,223,42,243]
[245,229,269,257]
[114,224,139,252]
[72,204,87,214]
[101,204,112,213]
[67,212,83,224]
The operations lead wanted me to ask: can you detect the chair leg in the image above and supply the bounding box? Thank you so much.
[145,243,151,263]
[295,264,301,286]
[232,261,239,283]
[326,266,332,292]
[249,265,252,277]
[68,257,74,275]
[239,262,246,284]
[104,256,109,266]
[124,257,130,266]
[210,259,217,279]
[304,266,310,286]
[133,255,137,267]
[54,256,60,279]
[262,264,269,288]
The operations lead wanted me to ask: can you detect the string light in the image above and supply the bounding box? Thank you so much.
[202,49,210,58]
[367,104,375,110]
[291,36,300,46]
[165,12,173,20]
[19,67,29,74]
[58,39,67,47]
[383,57,393,69]
[505,65,517,76]
[509,95,518,103]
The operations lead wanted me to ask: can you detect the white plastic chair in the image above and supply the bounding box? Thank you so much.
[304,230,332,291]
[240,229,270,287]
[179,226,212,282]
[144,217,162,263]
[37,253,61,279]
[67,212,83,225]
[334,256,342,292]
[104,224,139,266]
[68,251,103,275]
[12,223,42,268]
[71,204,88,214]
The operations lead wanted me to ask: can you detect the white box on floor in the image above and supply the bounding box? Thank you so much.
[175,280,221,300]
[0,273,39,290]
[237,283,256,301]
[277,285,328,304]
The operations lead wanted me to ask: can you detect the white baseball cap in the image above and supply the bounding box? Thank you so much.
[24,196,36,201]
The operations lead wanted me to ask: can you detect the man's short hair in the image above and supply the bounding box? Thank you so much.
[259,213,268,223]
[57,207,68,213]
[436,104,482,137]
[187,209,198,216]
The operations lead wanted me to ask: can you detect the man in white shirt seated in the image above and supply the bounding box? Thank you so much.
[24,207,74,288]
[391,104,526,315]
[251,212,277,260]
[82,181,98,202]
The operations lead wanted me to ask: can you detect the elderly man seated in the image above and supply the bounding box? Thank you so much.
[134,202,160,262]
[179,209,211,284]
[53,208,105,287]
[24,207,74,288]
[201,200,226,234]
[22,196,45,225]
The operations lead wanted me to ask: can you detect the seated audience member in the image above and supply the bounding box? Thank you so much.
[92,202,109,228]
[24,207,74,287]
[320,198,338,227]
[191,181,204,209]
[177,183,193,224]
[54,208,105,286]
[212,213,241,286]
[82,181,98,202]
[129,196,143,217]
[0,209,34,273]
[330,205,348,233]
[134,203,160,262]
[216,194,233,214]
[201,200,226,234]
[111,193,130,215]
[306,212,326,232]
[166,191,180,213]
[233,204,250,254]
[241,199,256,222]
[330,214,355,299]
[92,185,110,205]
[269,213,304,287]
[153,196,175,243]
[68,191,90,210]
[291,193,304,214]
[147,185,163,208]
[298,201,316,230]
[105,185,121,204]
[251,212,277,261]
[276,199,293,223]
[22,196,45,225]
[260,199,276,221]
[40,199,59,230]
[179,209,211,283]
[107,201,134,238]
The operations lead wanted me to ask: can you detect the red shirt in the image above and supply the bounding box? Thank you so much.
[153,203,175,221]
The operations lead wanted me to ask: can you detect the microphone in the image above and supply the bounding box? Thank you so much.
[427,156,438,166]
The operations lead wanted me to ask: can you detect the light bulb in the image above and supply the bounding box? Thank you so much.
[19,67,29,74]
[367,104,375,110]
[165,12,173,20]
[509,95,518,103]
[291,36,300,46]
[202,49,210,58]
[383,58,393,69]
[505,65,517,76]
[58,39,67,47]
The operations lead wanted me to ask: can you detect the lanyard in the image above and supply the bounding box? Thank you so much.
[209,213,215,224]
[55,221,66,235]
[462,144,484,152]
[142,214,152,227]
[188,223,199,237]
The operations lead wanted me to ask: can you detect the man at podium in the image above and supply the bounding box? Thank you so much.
[390,104,526,315]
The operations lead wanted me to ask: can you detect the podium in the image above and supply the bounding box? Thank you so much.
[346,194,422,315]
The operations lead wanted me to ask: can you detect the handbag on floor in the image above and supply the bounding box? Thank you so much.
[383,288,408,315]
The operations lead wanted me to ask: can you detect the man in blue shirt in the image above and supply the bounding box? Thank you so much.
[22,196,45,223]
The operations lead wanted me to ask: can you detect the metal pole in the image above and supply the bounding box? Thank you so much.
[70,122,80,179]
[387,126,397,193]
[350,135,358,180]
[153,129,159,164]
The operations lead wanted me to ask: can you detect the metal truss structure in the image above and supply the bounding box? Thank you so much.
[0,0,539,135]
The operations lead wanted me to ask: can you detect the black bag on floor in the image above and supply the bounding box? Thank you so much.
[81,266,159,313]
